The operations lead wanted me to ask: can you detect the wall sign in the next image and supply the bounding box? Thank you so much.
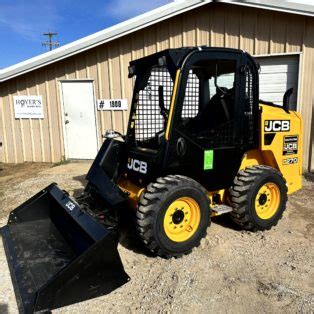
[97,99,128,111]
[13,95,44,119]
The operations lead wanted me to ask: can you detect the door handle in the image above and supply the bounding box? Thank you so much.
[65,120,69,124]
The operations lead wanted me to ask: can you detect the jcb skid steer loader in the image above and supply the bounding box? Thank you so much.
[1,47,303,312]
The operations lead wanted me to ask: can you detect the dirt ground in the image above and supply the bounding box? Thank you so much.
[0,162,313,313]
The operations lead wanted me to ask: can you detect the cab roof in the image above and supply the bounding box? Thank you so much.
[128,47,255,77]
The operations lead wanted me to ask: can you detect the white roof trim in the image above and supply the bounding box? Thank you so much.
[220,0,314,17]
[0,0,211,82]
[0,0,313,82]
[253,51,302,58]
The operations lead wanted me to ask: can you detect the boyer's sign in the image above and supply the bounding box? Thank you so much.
[13,96,44,119]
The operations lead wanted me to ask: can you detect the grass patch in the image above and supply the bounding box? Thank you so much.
[52,156,70,167]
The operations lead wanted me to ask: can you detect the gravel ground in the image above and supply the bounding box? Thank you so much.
[0,162,313,313]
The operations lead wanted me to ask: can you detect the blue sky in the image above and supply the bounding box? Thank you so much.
[0,0,172,68]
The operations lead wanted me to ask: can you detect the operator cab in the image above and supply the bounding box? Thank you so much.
[125,47,259,189]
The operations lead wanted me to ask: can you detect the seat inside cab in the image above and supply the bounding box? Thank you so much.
[182,59,236,135]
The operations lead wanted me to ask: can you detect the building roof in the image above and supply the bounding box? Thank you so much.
[0,0,313,83]
[225,0,314,17]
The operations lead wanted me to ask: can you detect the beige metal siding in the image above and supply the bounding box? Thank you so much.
[311,102,314,171]
[0,3,313,170]
[302,19,314,171]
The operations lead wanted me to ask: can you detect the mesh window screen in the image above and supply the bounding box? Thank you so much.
[182,70,199,118]
[135,66,173,142]
[209,120,234,145]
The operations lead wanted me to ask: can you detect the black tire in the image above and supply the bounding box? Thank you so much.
[136,175,210,258]
[229,165,287,231]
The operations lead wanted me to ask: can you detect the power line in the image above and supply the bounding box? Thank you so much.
[42,32,59,51]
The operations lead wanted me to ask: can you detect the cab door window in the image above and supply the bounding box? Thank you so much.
[179,59,237,147]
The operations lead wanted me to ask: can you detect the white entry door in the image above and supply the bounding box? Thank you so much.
[61,81,98,159]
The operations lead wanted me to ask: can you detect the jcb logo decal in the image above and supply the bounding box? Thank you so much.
[264,120,290,132]
[283,135,298,156]
[65,200,76,211]
[127,158,147,174]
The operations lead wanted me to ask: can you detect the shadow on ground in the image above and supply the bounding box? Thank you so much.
[71,175,87,197]
[0,303,8,314]
[212,214,243,231]
[304,172,314,182]
[68,171,244,255]
[119,227,155,258]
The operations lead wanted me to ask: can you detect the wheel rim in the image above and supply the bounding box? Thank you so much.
[255,182,281,220]
[163,197,201,242]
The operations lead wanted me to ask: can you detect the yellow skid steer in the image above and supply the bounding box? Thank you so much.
[1,47,303,312]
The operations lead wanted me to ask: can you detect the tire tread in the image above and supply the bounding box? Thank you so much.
[136,175,209,258]
[229,165,287,231]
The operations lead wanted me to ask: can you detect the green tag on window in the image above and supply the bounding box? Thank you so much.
[204,150,214,170]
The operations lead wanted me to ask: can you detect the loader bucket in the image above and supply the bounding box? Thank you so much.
[1,183,129,313]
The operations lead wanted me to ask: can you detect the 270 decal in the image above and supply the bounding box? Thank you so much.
[283,157,298,165]
[264,120,290,132]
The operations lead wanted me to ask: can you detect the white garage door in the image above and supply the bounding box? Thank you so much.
[256,55,299,109]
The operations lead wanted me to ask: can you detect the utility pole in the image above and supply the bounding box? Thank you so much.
[42,32,59,51]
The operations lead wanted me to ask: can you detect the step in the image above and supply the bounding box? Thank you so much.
[211,204,233,217]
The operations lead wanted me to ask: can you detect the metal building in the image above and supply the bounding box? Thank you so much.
[0,0,313,171]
